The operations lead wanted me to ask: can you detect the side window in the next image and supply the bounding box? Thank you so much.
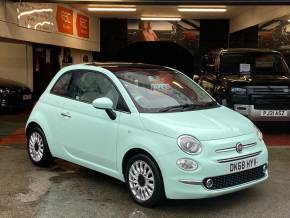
[51,72,72,97]
[70,70,129,112]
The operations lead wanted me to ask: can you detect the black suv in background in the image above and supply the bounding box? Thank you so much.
[198,48,290,122]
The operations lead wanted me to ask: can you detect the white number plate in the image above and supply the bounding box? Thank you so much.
[261,110,287,117]
[229,158,258,173]
[23,94,32,100]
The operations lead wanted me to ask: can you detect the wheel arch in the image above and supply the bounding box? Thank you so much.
[25,117,55,156]
[25,121,42,138]
[121,148,163,182]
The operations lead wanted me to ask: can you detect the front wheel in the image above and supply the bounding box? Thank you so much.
[125,154,164,207]
[27,127,53,167]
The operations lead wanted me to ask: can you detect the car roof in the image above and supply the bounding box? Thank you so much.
[86,62,167,73]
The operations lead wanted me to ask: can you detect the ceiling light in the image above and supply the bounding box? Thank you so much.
[141,17,181,21]
[88,8,136,12]
[178,5,226,8]
[178,8,227,12]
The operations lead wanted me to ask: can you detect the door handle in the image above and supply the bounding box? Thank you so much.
[60,112,71,118]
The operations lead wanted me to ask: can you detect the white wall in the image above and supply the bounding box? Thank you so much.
[0,42,33,90]
[230,6,290,33]
[0,2,99,91]
[71,49,93,64]
[0,2,100,51]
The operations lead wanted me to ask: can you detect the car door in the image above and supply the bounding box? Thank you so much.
[54,69,128,172]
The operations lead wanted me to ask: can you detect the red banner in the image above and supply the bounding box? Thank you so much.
[56,6,73,35]
[76,13,89,38]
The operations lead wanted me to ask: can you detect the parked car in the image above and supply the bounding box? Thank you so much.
[198,48,290,122]
[0,78,32,110]
[26,63,268,207]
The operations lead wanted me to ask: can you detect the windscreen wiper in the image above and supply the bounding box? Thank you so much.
[160,102,218,112]
[159,104,194,112]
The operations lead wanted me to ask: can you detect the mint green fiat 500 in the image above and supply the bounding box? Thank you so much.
[26,63,268,207]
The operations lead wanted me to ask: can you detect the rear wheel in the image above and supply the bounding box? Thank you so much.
[27,127,53,167]
[125,154,164,207]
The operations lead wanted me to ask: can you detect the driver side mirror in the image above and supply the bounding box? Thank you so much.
[92,97,116,120]
[92,97,113,109]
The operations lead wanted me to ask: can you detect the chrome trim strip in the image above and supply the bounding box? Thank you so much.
[217,151,262,163]
[215,147,235,153]
[215,142,257,153]
[179,180,202,185]
[243,142,257,148]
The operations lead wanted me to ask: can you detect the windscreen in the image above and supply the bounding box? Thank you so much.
[221,52,290,76]
[115,68,218,113]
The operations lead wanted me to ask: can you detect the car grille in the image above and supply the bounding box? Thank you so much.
[203,165,266,190]
[251,86,289,95]
[253,97,290,110]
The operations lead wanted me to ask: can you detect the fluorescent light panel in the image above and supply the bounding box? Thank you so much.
[88,7,136,12]
[178,8,227,12]
[141,17,181,21]
[178,5,226,8]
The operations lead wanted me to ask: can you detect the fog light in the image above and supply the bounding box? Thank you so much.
[176,158,198,171]
[205,178,213,188]
[263,164,268,174]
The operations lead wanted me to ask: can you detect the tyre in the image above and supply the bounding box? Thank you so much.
[27,127,53,167]
[125,154,164,207]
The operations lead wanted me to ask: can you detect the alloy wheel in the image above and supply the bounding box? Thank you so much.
[29,132,44,162]
[128,160,155,202]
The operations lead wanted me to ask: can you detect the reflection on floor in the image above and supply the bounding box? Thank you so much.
[259,125,290,146]
[0,128,26,146]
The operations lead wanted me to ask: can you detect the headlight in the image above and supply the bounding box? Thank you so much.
[255,126,263,141]
[176,158,198,171]
[230,87,247,95]
[177,135,201,154]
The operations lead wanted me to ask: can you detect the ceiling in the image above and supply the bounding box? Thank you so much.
[71,4,256,19]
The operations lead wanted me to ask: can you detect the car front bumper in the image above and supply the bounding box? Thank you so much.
[234,104,290,122]
[158,133,268,199]
[165,172,268,200]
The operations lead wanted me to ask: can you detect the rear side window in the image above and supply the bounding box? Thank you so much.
[51,72,72,97]
[52,70,130,112]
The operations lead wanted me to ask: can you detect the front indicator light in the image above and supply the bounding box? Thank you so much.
[176,158,198,171]
[230,87,247,95]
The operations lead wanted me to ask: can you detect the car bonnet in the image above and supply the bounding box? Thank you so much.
[139,106,255,141]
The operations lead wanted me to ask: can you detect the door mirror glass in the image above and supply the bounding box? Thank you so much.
[92,97,113,110]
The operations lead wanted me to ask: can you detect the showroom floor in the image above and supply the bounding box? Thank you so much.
[0,111,290,218]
